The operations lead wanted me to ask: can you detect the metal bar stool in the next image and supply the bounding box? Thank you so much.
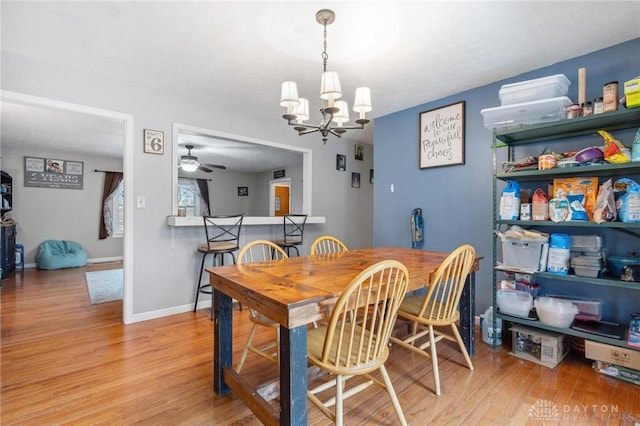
[194,214,244,316]
[271,214,307,256]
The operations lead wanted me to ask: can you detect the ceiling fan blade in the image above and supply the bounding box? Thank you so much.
[202,163,226,170]
[198,165,213,173]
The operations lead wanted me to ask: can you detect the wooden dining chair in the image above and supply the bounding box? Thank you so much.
[307,260,409,426]
[235,240,288,373]
[310,235,348,255]
[389,244,476,396]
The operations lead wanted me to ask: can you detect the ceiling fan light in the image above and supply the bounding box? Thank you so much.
[180,163,198,172]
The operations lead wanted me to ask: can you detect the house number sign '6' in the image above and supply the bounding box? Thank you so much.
[144,129,164,155]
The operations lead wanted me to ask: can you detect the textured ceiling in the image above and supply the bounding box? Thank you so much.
[2,1,639,169]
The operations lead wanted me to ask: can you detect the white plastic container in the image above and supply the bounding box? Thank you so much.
[482,306,503,345]
[535,297,578,328]
[501,238,545,272]
[497,289,533,318]
[480,96,572,130]
[499,74,571,106]
[548,295,602,321]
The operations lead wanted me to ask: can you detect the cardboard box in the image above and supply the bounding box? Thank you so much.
[592,360,640,386]
[510,324,570,368]
[585,340,640,370]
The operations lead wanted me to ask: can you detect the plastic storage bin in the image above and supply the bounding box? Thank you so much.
[548,295,602,321]
[481,96,572,130]
[497,289,533,318]
[499,74,570,106]
[534,297,578,328]
[570,254,603,278]
[501,238,546,272]
[569,235,603,253]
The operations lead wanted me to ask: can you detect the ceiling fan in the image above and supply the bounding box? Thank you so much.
[179,144,226,173]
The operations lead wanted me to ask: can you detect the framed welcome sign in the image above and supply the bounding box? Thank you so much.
[418,101,465,169]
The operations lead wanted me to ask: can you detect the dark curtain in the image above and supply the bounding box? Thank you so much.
[99,172,124,239]
[196,178,210,215]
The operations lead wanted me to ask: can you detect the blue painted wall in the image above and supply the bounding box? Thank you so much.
[374,38,640,320]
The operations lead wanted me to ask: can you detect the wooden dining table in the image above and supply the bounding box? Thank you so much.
[206,247,481,426]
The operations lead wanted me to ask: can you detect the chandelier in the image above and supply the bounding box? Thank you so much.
[279,9,372,144]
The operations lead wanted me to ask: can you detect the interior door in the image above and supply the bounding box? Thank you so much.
[274,185,290,216]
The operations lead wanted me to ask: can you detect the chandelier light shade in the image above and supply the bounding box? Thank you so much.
[353,87,373,118]
[280,9,372,144]
[293,97,309,123]
[333,100,349,124]
[280,81,300,113]
[320,71,342,104]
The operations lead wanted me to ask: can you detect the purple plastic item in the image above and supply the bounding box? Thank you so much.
[575,147,604,164]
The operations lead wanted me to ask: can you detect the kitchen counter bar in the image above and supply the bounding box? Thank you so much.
[167,216,326,226]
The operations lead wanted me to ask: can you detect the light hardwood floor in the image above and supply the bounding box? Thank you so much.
[1,264,639,425]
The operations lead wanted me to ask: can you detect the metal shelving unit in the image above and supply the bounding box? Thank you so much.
[491,107,640,351]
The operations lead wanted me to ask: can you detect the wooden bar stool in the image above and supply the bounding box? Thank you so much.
[194,214,243,316]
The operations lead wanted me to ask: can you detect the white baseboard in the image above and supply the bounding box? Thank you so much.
[130,303,197,323]
[128,300,243,324]
[88,256,124,264]
[22,256,123,270]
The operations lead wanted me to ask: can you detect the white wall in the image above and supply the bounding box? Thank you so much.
[2,49,374,320]
[2,145,123,264]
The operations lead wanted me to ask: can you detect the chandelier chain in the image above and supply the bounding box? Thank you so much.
[322,20,328,72]
[280,9,371,144]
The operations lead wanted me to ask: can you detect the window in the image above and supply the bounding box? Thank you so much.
[178,178,206,216]
[110,182,124,238]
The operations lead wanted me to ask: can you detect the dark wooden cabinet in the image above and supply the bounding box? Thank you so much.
[1,171,12,217]
[1,223,16,279]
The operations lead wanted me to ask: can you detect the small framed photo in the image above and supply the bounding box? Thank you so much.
[369,169,374,184]
[144,129,164,154]
[237,186,248,196]
[355,144,363,161]
[336,154,346,171]
[351,172,361,188]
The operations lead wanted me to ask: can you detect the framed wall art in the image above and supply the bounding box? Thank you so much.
[418,101,465,169]
[144,129,164,154]
[355,144,364,160]
[351,172,360,188]
[237,186,248,196]
[24,156,84,189]
[336,154,346,171]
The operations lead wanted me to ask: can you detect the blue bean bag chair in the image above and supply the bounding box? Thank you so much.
[36,240,88,270]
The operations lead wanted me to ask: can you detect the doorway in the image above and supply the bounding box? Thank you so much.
[0,90,134,324]
[270,178,291,216]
